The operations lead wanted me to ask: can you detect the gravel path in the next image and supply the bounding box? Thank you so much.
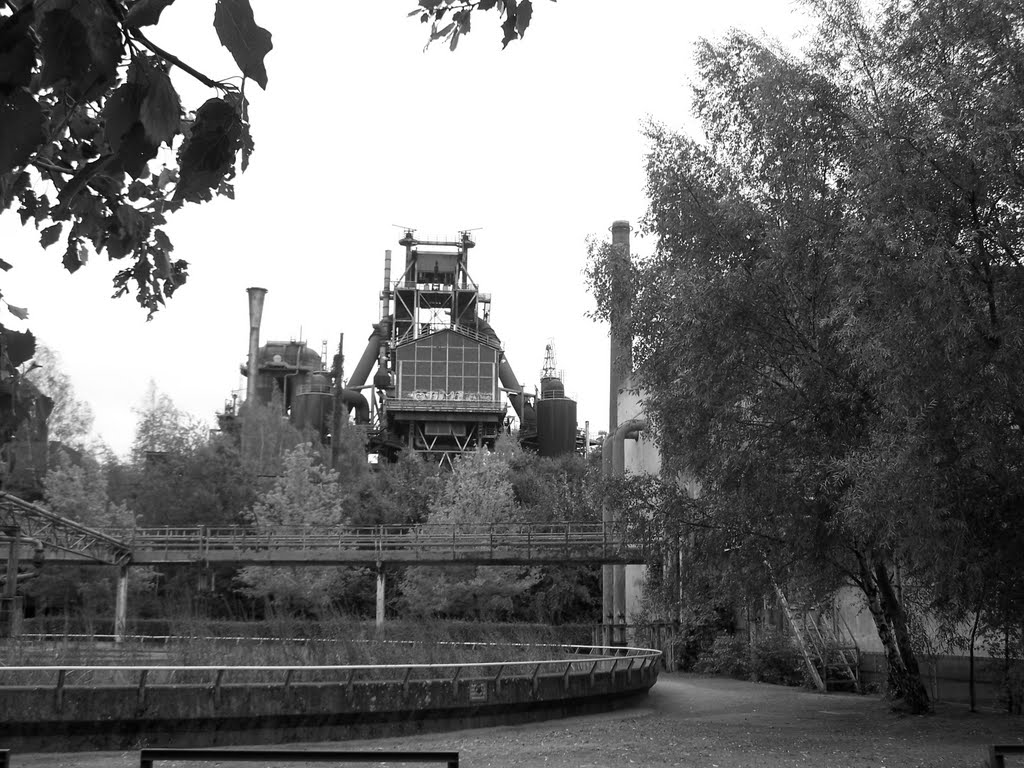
[11,673,1024,767]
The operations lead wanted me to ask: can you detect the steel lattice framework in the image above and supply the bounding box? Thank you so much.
[0,493,649,568]
[0,492,131,566]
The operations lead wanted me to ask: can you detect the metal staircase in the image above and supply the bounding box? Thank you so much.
[770,576,860,692]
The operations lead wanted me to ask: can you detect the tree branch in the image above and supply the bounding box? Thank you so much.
[130,28,232,92]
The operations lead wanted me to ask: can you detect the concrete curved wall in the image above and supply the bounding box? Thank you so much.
[0,648,660,751]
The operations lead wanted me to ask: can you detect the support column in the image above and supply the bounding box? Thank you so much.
[613,564,626,644]
[115,566,128,643]
[3,531,22,638]
[375,565,385,628]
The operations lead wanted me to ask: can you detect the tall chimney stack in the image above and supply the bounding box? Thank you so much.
[246,287,267,402]
[608,220,633,433]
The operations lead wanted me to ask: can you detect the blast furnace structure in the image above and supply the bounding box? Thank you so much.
[236,230,580,467]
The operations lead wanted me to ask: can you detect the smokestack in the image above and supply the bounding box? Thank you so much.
[608,220,632,433]
[246,287,267,403]
[381,249,392,321]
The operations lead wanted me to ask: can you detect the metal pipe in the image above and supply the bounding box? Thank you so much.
[246,287,267,403]
[381,249,392,321]
[608,221,631,433]
[349,325,385,389]
[609,417,646,644]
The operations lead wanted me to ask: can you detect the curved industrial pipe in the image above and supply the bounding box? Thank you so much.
[349,323,387,390]
[341,389,370,425]
[478,318,527,419]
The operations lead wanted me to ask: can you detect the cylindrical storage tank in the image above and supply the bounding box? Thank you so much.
[292,373,332,434]
[537,397,577,457]
[540,376,565,399]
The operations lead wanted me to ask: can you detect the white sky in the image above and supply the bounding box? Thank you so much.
[1,0,810,457]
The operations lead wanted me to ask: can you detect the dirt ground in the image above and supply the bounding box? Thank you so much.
[9,673,1024,767]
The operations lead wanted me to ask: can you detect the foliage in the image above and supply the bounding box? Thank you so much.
[22,452,156,621]
[236,443,361,617]
[400,448,541,621]
[585,0,1024,714]
[411,0,550,51]
[694,633,750,679]
[748,628,804,686]
[130,380,207,461]
[694,630,804,687]
[126,436,256,526]
[22,342,93,446]
[0,0,274,317]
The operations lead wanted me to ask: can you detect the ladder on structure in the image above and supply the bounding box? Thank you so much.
[770,578,861,693]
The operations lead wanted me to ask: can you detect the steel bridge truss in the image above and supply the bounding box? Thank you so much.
[0,492,131,566]
[24,522,646,567]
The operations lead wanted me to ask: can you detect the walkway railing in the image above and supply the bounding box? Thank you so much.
[0,643,661,704]
[78,522,650,566]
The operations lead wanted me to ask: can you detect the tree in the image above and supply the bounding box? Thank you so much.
[236,443,359,616]
[400,448,541,621]
[586,0,1024,713]
[131,380,207,461]
[23,343,94,446]
[22,452,156,626]
[508,449,602,624]
[0,0,274,317]
[0,0,542,325]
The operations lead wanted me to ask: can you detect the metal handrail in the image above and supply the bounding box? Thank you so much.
[0,644,661,699]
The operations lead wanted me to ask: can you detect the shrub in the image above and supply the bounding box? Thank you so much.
[694,632,750,678]
[749,629,804,686]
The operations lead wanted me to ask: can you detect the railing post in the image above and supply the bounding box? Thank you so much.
[115,565,129,643]
[376,564,386,628]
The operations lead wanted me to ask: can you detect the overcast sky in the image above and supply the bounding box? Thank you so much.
[2,1,809,457]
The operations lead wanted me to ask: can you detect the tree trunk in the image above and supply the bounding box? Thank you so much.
[872,553,931,713]
[853,550,931,713]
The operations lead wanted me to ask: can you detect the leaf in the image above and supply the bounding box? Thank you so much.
[213,0,273,90]
[75,0,124,100]
[103,83,143,153]
[0,7,36,89]
[175,97,243,202]
[500,0,518,48]
[6,304,29,321]
[139,65,181,146]
[2,327,35,366]
[40,223,62,248]
[115,123,159,179]
[515,0,532,38]
[63,238,84,273]
[37,9,91,88]
[124,0,177,28]
[0,89,45,175]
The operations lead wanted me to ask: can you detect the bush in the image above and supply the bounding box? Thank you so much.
[749,629,804,686]
[693,630,805,687]
[694,633,750,678]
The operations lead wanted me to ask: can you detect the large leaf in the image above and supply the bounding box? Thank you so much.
[124,0,178,28]
[213,0,272,90]
[175,97,243,202]
[0,7,36,89]
[515,0,532,38]
[139,64,181,146]
[40,223,62,249]
[1,327,36,367]
[37,9,92,88]
[102,83,143,152]
[75,0,123,100]
[0,89,44,175]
